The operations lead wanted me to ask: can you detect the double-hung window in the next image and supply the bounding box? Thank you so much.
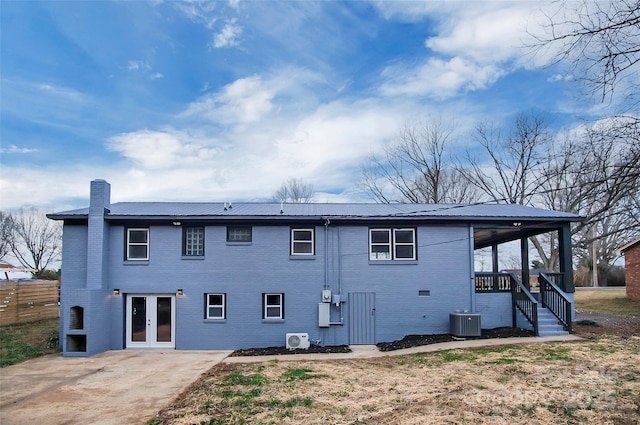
[126,228,149,260]
[263,293,284,319]
[291,228,314,255]
[206,293,226,319]
[183,227,205,256]
[369,228,416,261]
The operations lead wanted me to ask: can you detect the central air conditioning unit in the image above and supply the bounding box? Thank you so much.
[286,333,310,350]
[449,312,481,337]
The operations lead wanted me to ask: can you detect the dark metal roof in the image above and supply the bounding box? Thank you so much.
[48,201,581,222]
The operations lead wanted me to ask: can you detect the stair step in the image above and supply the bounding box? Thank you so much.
[538,330,570,336]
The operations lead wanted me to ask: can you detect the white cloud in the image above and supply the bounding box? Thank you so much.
[0,144,39,154]
[107,129,218,170]
[182,75,274,124]
[127,60,151,71]
[181,67,322,125]
[380,57,504,99]
[423,5,537,65]
[173,1,219,29]
[211,18,242,48]
[150,72,164,80]
[374,2,555,100]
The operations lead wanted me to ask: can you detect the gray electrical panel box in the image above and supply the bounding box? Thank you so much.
[318,303,330,327]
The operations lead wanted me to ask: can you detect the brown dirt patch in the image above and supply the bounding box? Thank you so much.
[574,310,640,337]
[151,312,640,425]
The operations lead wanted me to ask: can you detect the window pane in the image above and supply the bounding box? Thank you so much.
[370,249,391,260]
[395,245,414,259]
[129,230,148,243]
[266,294,281,305]
[266,307,281,318]
[293,242,313,254]
[128,245,148,259]
[371,230,390,243]
[293,230,312,241]
[394,230,414,243]
[209,294,223,305]
[209,307,223,318]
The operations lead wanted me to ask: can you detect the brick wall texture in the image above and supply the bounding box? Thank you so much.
[624,242,640,300]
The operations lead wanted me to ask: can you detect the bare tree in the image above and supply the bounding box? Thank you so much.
[457,112,639,273]
[274,178,315,203]
[7,208,62,277]
[533,0,640,108]
[529,1,640,281]
[458,112,551,206]
[360,120,480,204]
[0,211,13,261]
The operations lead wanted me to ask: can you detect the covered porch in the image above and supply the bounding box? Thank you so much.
[472,219,578,336]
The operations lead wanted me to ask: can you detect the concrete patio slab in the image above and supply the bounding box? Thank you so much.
[0,350,231,425]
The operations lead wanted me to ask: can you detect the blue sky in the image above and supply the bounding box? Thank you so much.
[1,1,591,210]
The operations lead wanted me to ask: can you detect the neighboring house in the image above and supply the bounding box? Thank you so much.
[0,261,33,281]
[620,239,640,300]
[48,180,582,357]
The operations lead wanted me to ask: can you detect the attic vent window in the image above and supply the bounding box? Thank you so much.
[227,226,252,243]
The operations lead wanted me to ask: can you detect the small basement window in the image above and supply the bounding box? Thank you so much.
[263,293,284,319]
[206,293,226,319]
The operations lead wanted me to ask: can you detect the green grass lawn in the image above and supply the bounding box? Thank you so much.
[0,318,60,367]
[574,288,640,316]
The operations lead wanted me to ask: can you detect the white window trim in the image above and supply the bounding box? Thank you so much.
[393,228,416,260]
[206,293,226,320]
[369,228,392,260]
[127,228,149,261]
[263,293,283,319]
[369,228,416,261]
[291,228,315,256]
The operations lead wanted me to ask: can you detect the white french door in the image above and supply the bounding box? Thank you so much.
[126,295,175,348]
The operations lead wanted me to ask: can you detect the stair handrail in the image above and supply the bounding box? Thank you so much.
[539,272,572,333]
[510,273,539,336]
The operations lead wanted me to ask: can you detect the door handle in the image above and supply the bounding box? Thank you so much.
[371,308,375,316]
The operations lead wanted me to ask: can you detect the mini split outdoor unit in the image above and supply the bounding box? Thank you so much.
[449,312,481,337]
[286,333,310,350]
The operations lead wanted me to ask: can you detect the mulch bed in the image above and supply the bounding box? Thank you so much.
[230,327,534,356]
[230,344,351,357]
[377,327,534,352]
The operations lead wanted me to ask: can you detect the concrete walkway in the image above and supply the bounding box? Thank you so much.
[0,335,581,425]
[0,350,231,425]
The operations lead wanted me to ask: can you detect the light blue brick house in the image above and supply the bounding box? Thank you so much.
[48,180,581,356]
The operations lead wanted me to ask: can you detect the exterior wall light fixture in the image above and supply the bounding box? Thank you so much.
[177,289,184,296]
[113,289,120,296]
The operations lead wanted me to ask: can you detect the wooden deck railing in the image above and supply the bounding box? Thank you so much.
[539,273,572,333]
[475,273,511,292]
